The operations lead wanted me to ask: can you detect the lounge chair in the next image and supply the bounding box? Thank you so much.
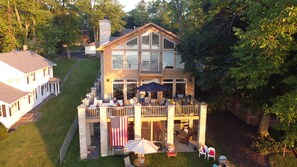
[207,147,216,161]
[167,144,177,158]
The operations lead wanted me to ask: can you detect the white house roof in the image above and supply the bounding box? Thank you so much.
[0,82,28,104]
[0,50,56,73]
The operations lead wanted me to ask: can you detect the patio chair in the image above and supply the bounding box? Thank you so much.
[124,156,135,167]
[167,144,177,158]
[198,145,208,159]
[207,147,216,161]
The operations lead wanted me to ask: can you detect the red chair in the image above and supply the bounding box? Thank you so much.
[207,147,216,161]
[167,144,177,158]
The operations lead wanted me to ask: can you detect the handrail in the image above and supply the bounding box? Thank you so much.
[106,106,134,117]
[141,106,167,117]
[175,105,199,116]
[86,108,99,118]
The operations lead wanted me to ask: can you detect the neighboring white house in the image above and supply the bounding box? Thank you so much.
[84,42,96,55]
[0,50,60,128]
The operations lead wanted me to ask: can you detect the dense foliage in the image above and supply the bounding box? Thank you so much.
[0,0,125,57]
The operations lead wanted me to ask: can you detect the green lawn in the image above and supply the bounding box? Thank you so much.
[0,58,99,167]
[269,153,297,167]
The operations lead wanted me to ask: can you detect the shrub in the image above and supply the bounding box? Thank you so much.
[251,136,282,154]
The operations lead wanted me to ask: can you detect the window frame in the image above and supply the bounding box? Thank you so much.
[111,51,124,70]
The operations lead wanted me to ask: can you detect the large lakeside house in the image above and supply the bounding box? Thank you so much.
[77,22,207,159]
[0,50,60,128]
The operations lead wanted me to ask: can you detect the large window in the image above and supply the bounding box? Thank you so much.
[142,33,150,49]
[164,38,175,49]
[176,79,186,98]
[112,51,124,69]
[126,38,138,49]
[127,79,137,99]
[141,52,159,71]
[163,79,173,99]
[163,51,174,69]
[152,32,160,49]
[113,79,124,100]
[142,32,160,49]
[126,51,138,69]
[176,54,184,69]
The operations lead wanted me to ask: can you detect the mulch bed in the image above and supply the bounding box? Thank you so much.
[206,111,269,167]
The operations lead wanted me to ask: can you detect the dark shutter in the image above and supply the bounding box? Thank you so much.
[1,105,5,117]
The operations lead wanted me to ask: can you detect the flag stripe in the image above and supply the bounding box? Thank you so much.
[110,116,128,146]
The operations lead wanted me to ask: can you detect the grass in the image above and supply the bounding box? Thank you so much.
[0,123,9,141]
[0,58,99,167]
[51,59,77,81]
[269,153,297,167]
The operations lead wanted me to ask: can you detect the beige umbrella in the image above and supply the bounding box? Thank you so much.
[124,138,159,154]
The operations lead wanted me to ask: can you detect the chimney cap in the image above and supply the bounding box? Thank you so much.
[23,45,28,51]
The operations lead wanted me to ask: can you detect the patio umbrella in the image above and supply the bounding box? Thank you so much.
[137,82,168,92]
[124,138,159,154]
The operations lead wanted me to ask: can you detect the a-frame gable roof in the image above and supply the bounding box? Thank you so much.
[98,22,180,50]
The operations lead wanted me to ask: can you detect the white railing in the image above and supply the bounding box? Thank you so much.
[175,105,199,116]
[85,105,200,119]
[106,106,134,117]
[141,106,167,117]
[86,108,99,118]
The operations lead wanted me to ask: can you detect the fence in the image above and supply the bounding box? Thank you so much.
[59,116,78,163]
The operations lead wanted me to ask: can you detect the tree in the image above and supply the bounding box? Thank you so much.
[230,0,297,137]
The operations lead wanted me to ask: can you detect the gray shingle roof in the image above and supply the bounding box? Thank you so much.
[0,50,56,73]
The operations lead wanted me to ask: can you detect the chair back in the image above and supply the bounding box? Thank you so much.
[208,147,215,155]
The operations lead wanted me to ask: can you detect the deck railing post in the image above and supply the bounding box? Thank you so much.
[134,104,142,140]
[166,104,175,145]
[197,102,208,147]
[78,105,88,159]
[99,106,108,157]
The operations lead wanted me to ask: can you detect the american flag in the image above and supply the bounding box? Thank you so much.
[110,116,128,146]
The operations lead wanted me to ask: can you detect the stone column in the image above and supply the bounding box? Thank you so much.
[90,123,94,136]
[86,123,91,146]
[55,83,58,96]
[197,103,207,147]
[134,104,142,140]
[166,105,175,145]
[100,106,108,157]
[78,105,87,159]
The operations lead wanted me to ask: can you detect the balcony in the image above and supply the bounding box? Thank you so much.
[85,104,199,119]
[139,62,163,76]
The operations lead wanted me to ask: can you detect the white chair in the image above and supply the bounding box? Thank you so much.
[198,145,208,159]
[98,100,103,106]
[207,147,216,161]
[118,100,123,106]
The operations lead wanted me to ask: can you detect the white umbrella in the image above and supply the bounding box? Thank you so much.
[124,138,159,154]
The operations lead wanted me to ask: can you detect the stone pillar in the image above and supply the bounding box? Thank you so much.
[90,123,94,135]
[86,123,91,146]
[134,104,142,140]
[100,106,108,157]
[166,105,175,145]
[78,105,87,159]
[197,103,207,147]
